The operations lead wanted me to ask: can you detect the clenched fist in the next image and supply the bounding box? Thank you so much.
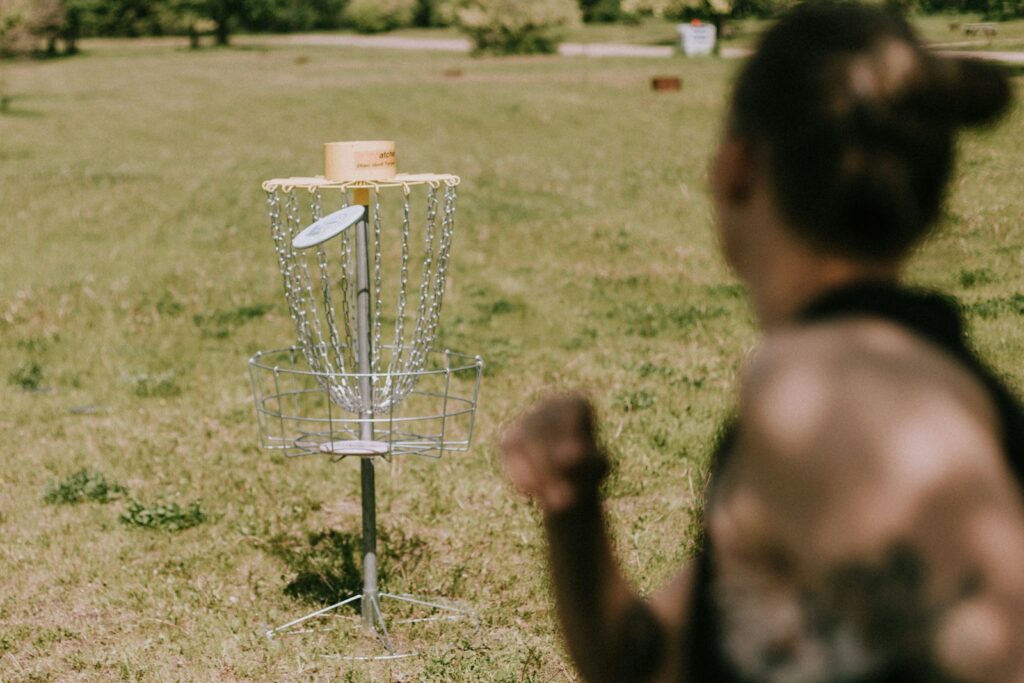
[499,393,610,515]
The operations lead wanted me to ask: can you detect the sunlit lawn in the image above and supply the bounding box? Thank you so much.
[0,38,1022,681]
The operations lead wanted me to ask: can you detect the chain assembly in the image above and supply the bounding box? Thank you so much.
[263,177,461,414]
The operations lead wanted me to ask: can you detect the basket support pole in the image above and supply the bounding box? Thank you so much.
[353,187,378,628]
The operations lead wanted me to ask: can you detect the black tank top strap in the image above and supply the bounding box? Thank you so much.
[797,279,1024,487]
[798,280,966,351]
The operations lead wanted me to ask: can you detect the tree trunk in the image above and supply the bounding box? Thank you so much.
[215,20,230,46]
[713,14,725,57]
[64,8,80,55]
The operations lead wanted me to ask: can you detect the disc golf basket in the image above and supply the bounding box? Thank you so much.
[248,141,483,659]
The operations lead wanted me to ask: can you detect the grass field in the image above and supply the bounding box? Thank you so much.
[1,39,1023,682]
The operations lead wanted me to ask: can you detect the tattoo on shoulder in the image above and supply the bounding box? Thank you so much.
[715,542,981,683]
[826,543,931,651]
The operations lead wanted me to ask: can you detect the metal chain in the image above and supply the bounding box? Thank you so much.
[384,185,413,406]
[311,191,354,406]
[265,182,458,414]
[283,190,321,376]
[269,191,314,365]
[267,191,302,331]
[371,190,385,391]
[401,186,439,398]
[338,229,355,375]
[312,190,343,369]
[424,184,457,352]
[337,195,356,381]
[288,191,358,410]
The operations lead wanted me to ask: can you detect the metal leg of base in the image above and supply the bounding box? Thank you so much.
[265,594,363,639]
[264,591,479,661]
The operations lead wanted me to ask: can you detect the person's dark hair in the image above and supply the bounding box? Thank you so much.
[730,1,1012,260]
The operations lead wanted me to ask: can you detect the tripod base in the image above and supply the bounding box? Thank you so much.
[265,591,479,660]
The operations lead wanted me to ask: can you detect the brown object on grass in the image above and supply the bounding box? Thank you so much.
[651,76,682,92]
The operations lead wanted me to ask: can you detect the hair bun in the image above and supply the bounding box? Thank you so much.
[910,56,1012,129]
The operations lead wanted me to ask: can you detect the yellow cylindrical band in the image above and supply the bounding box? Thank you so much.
[324,141,397,182]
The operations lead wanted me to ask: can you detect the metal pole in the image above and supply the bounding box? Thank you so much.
[354,189,377,627]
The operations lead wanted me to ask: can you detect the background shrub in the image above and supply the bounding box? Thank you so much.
[581,0,624,21]
[456,0,580,54]
[0,0,65,56]
[415,0,461,26]
[343,0,417,33]
[242,0,348,32]
[620,0,674,17]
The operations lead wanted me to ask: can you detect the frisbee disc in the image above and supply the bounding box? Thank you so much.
[292,205,365,250]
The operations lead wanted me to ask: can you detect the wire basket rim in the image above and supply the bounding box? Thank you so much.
[262,173,460,193]
[248,346,483,379]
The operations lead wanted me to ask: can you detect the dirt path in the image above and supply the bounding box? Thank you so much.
[246,33,472,52]
[936,49,1024,63]
[87,32,1024,64]
[248,33,1024,63]
[249,33,678,57]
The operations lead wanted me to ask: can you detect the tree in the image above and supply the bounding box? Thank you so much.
[0,0,33,57]
[207,0,243,44]
[343,0,417,33]
[457,0,581,54]
[61,0,89,53]
[80,0,166,37]
[580,0,622,22]
[0,0,70,57]
[167,0,244,45]
[33,0,66,53]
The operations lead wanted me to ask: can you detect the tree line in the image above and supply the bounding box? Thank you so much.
[1,0,350,55]
[2,0,1021,58]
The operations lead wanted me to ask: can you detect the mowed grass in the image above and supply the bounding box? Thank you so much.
[1,42,1023,681]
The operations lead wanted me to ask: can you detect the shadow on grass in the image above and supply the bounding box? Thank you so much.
[0,105,44,119]
[264,527,428,611]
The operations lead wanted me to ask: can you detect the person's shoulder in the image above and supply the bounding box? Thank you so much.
[722,320,1024,683]
[738,316,1001,482]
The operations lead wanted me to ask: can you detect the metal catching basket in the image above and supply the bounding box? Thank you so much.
[254,172,483,458]
[249,345,482,458]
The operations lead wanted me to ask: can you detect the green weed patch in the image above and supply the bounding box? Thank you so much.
[193,303,271,338]
[121,499,207,531]
[965,294,1024,319]
[9,361,43,390]
[43,469,127,505]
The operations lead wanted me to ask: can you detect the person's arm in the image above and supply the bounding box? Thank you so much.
[500,395,693,683]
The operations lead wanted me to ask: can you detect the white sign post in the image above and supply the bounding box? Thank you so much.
[678,22,717,56]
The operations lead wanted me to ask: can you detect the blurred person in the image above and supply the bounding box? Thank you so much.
[499,3,1024,682]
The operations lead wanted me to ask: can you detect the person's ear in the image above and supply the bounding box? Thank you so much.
[711,136,756,205]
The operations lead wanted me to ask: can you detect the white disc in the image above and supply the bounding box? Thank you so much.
[292,205,365,250]
[319,439,390,456]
